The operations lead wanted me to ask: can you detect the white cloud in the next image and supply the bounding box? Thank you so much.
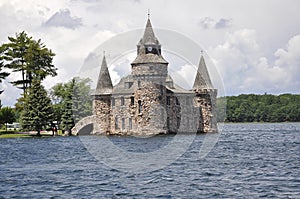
[43,9,82,29]
[198,17,232,29]
[1,0,300,106]
[209,29,300,95]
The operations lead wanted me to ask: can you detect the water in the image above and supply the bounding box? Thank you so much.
[0,123,299,198]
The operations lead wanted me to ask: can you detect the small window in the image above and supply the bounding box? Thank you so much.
[167,96,171,106]
[176,97,180,105]
[115,117,118,129]
[160,83,164,95]
[121,97,125,106]
[122,118,125,130]
[129,118,132,130]
[138,80,141,88]
[138,100,142,114]
[130,96,134,106]
[111,98,115,107]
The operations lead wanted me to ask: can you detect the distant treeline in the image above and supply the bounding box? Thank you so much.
[217,94,300,122]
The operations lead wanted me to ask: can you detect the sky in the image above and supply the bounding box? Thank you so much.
[0,0,300,106]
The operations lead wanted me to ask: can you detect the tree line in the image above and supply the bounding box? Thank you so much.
[0,31,92,135]
[217,94,300,123]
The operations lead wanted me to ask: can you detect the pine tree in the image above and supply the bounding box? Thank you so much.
[0,107,15,132]
[21,78,54,136]
[0,31,57,95]
[61,91,74,134]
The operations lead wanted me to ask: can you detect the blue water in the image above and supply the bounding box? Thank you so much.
[0,123,299,198]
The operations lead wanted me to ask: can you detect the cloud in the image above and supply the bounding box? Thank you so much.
[209,29,300,95]
[43,9,82,29]
[198,17,232,29]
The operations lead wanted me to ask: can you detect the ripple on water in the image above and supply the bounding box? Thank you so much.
[0,123,299,198]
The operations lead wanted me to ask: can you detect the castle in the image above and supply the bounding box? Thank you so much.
[92,18,217,136]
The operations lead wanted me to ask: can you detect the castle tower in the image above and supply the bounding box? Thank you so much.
[93,55,113,134]
[129,18,169,135]
[193,54,218,133]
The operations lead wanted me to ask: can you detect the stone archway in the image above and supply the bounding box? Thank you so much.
[71,115,100,135]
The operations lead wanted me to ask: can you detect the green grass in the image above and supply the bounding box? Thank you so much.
[0,133,31,138]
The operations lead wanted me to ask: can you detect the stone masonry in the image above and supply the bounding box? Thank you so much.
[89,18,218,136]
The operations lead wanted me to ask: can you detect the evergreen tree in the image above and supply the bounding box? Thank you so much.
[21,78,54,136]
[50,77,92,131]
[61,91,74,134]
[0,46,10,105]
[0,31,57,95]
[0,107,15,132]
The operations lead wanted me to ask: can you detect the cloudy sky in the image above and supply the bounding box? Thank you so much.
[0,0,300,106]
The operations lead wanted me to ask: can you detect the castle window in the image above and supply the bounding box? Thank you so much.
[176,97,180,105]
[160,83,163,95]
[138,80,141,88]
[129,118,132,130]
[111,98,115,107]
[121,97,125,106]
[167,96,171,106]
[115,117,118,129]
[130,96,134,106]
[138,100,142,114]
[122,118,125,130]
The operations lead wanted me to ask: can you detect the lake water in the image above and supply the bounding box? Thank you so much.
[0,123,299,198]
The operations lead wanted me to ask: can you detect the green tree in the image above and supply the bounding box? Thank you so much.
[50,77,92,131]
[0,46,10,106]
[21,78,54,136]
[1,31,57,95]
[0,107,15,132]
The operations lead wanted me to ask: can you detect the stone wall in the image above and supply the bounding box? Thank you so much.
[93,95,111,134]
[132,63,168,77]
[111,79,167,136]
[194,89,218,133]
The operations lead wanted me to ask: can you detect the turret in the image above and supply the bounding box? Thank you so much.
[92,55,113,134]
[193,53,218,133]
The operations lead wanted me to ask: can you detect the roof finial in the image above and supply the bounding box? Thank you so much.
[201,49,204,56]
[147,9,150,19]
[103,50,105,56]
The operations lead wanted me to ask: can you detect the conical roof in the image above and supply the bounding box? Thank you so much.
[193,55,213,89]
[94,55,113,95]
[132,18,168,65]
[142,18,159,45]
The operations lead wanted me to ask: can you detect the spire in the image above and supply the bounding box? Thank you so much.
[193,54,213,89]
[132,18,167,65]
[141,18,159,45]
[94,55,113,95]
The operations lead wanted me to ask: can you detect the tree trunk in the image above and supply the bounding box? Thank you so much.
[37,129,41,136]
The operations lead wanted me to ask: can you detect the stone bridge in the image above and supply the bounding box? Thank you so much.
[71,115,100,135]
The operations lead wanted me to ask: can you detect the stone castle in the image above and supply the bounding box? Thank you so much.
[91,18,217,136]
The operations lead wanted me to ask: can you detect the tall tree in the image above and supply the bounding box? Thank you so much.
[0,107,15,132]
[0,46,10,106]
[50,77,92,131]
[1,31,57,95]
[21,78,54,136]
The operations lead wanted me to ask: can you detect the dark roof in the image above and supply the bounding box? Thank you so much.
[132,53,168,64]
[132,18,168,65]
[94,55,113,95]
[141,18,160,45]
[193,55,213,89]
